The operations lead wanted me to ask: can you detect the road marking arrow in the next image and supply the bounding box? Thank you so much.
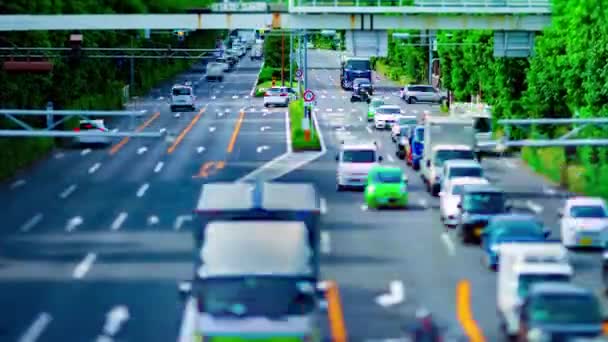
[256,145,270,153]
[260,126,271,131]
[375,281,405,307]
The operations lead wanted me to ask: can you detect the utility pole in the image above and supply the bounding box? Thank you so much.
[130,35,135,92]
[427,30,433,85]
[303,30,308,91]
[289,31,293,88]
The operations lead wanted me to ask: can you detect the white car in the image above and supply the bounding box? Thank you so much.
[263,87,297,107]
[170,85,196,112]
[374,105,402,130]
[391,115,417,142]
[559,197,608,248]
[439,177,489,227]
[440,159,484,191]
[336,142,383,191]
[74,119,111,145]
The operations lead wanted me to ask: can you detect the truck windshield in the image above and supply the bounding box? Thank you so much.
[570,205,607,218]
[518,274,570,298]
[462,192,505,214]
[434,150,475,166]
[415,128,424,141]
[530,294,602,325]
[450,167,483,178]
[172,88,191,96]
[342,150,376,163]
[198,277,316,317]
[346,60,370,70]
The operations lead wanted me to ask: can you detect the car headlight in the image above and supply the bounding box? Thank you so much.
[527,328,550,342]
[367,185,375,192]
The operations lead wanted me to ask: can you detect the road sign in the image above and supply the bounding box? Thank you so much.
[295,69,303,79]
[303,89,315,102]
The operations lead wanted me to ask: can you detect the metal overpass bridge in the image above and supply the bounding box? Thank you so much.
[0,0,552,31]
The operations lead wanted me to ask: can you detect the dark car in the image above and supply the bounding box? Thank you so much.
[456,184,511,243]
[351,78,373,103]
[518,283,604,341]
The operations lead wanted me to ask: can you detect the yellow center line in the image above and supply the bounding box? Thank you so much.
[109,111,160,155]
[192,161,215,179]
[326,280,348,342]
[167,107,205,154]
[456,280,486,342]
[226,110,245,153]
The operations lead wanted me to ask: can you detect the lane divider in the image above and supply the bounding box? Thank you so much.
[167,107,206,154]
[456,280,486,342]
[326,280,347,342]
[192,161,225,179]
[109,111,160,155]
[226,110,245,153]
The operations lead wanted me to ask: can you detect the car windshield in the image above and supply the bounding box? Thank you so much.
[494,223,544,241]
[371,100,384,108]
[450,167,483,178]
[518,274,570,298]
[172,87,191,96]
[375,170,402,184]
[434,150,475,166]
[415,128,424,141]
[378,108,401,115]
[399,118,416,125]
[197,277,316,317]
[462,192,505,214]
[451,184,466,196]
[529,294,602,325]
[570,205,607,218]
[342,150,376,163]
[267,88,282,94]
[474,117,492,133]
[346,60,370,70]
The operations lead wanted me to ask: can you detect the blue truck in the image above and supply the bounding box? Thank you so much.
[340,56,372,90]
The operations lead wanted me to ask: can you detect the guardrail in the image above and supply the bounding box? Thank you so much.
[414,0,550,7]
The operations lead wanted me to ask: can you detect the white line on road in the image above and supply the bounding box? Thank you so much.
[174,113,181,118]
[320,197,327,214]
[244,95,249,99]
[136,183,149,197]
[526,200,544,213]
[159,128,166,134]
[360,203,368,211]
[65,216,83,232]
[137,146,148,155]
[154,161,164,173]
[174,215,193,230]
[18,313,52,342]
[351,108,356,112]
[256,145,270,153]
[366,127,373,134]
[260,126,271,131]
[359,117,363,122]
[147,215,159,226]
[59,184,77,199]
[54,152,64,159]
[111,212,128,231]
[232,95,239,99]
[417,199,428,209]
[331,95,336,99]
[178,298,197,342]
[10,179,26,189]
[387,154,395,162]
[321,231,331,254]
[441,232,456,256]
[102,306,130,337]
[88,163,101,174]
[211,95,216,100]
[73,253,96,279]
[375,281,405,307]
[321,95,327,99]
[197,146,205,153]
[504,159,517,169]
[218,112,224,117]
[338,108,344,112]
[544,187,557,195]
[224,108,230,113]
[20,213,44,232]
[81,148,91,156]
[209,126,216,132]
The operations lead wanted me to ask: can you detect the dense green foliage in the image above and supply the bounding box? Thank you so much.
[430,0,608,197]
[373,31,428,84]
[255,35,298,96]
[289,99,321,151]
[0,0,222,180]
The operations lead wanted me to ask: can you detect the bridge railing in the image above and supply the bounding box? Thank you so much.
[413,0,550,7]
[289,0,551,12]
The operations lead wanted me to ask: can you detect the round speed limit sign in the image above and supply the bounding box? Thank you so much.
[303,90,315,102]
[295,69,303,78]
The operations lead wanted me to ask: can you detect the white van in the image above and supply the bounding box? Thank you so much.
[497,243,573,339]
[170,85,195,112]
[336,142,383,191]
[205,62,225,82]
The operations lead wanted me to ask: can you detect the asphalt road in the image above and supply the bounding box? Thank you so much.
[278,50,606,341]
[1,48,606,342]
[0,52,288,341]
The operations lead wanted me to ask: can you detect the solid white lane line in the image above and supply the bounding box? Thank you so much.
[111,212,128,231]
[441,232,456,256]
[10,179,26,189]
[154,161,164,173]
[137,146,148,155]
[81,148,91,156]
[73,253,96,279]
[366,127,373,134]
[59,184,77,199]
[174,215,193,230]
[88,163,101,174]
[20,213,44,232]
[320,197,327,214]
[136,183,149,197]
[321,231,331,254]
[65,216,83,232]
[18,313,52,342]
[526,200,544,213]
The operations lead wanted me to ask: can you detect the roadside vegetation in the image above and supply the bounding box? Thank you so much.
[0,1,222,180]
[254,35,298,97]
[289,99,321,151]
[375,0,607,198]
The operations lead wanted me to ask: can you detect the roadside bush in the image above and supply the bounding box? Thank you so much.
[289,99,321,151]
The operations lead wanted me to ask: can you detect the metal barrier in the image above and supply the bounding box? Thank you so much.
[291,0,551,12]
[414,0,550,7]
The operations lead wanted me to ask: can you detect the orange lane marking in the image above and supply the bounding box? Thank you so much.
[226,110,245,153]
[325,280,347,342]
[456,280,486,342]
[603,322,608,335]
[192,161,215,179]
[109,111,160,155]
[167,107,205,154]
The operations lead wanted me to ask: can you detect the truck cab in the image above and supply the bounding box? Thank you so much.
[340,57,372,90]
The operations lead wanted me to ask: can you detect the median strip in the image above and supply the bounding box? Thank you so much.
[456,280,486,342]
[110,111,160,155]
[167,108,205,154]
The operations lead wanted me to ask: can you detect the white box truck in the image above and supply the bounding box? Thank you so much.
[420,116,477,196]
[497,243,573,339]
